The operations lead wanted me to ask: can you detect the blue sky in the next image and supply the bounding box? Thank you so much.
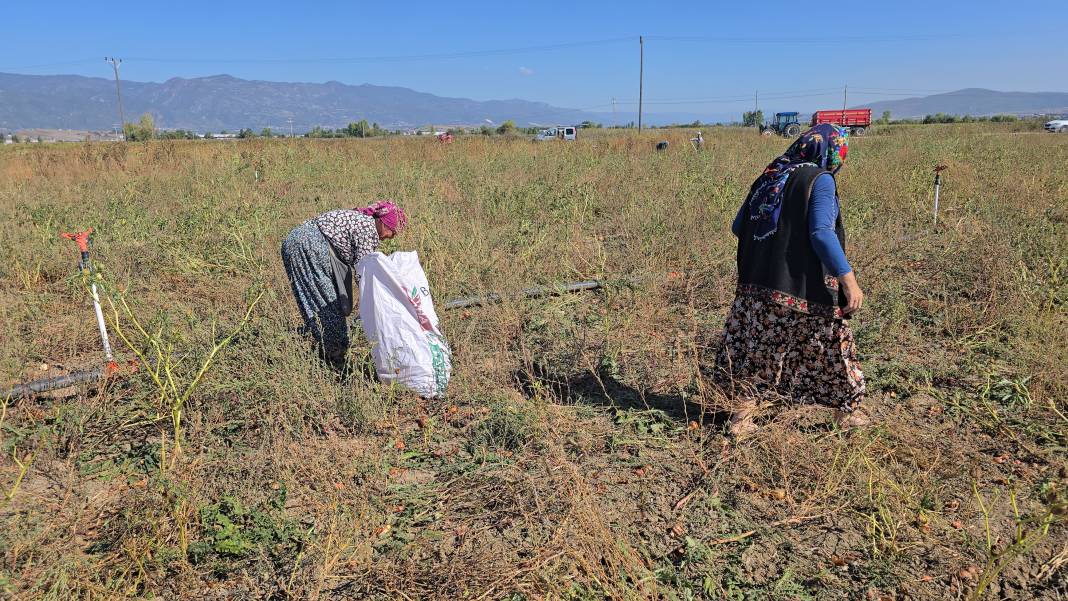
[2,0,1064,119]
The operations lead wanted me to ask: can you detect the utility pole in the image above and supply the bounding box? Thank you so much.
[842,84,848,124]
[287,116,294,138]
[611,97,616,116]
[104,57,126,137]
[637,35,644,133]
[755,90,758,114]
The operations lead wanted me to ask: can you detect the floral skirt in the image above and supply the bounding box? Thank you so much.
[281,220,349,366]
[714,291,865,412]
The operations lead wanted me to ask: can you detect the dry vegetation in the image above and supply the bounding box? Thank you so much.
[0,124,1065,600]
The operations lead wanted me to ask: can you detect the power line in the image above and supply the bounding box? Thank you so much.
[850,86,955,93]
[3,28,988,72]
[611,91,846,106]
[849,89,960,96]
[125,37,636,65]
[0,58,100,71]
[587,84,978,108]
[848,91,942,97]
[644,32,975,43]
[574,87,977,113]
[607,88,845,103]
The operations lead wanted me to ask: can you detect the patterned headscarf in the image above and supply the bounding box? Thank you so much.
[359,201,408,233]
[743,123,849,240]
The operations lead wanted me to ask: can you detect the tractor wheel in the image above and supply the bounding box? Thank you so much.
[784,124,801,137]
[852,126,867,136]
[1060,126,1068,133]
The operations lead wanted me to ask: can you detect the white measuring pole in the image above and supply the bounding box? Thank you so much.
[932,167,945,226]
[89,279,114,361]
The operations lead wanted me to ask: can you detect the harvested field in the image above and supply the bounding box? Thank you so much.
[0,124,1065,599]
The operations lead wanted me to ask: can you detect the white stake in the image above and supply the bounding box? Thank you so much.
[89,280,114,361]
[933,165,947,226]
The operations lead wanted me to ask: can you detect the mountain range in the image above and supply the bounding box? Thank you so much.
[1,72,1065,132]
[858,88,1068,119]
[0,72,615,132]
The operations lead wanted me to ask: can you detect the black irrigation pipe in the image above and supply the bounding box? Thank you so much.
[3,366,107,400]
[2,278,615,399]
[441,279,605,310]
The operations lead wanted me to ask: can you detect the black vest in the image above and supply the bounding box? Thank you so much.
[735,166,847,319]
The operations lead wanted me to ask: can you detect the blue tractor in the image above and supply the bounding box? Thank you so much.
[760,112,802,138]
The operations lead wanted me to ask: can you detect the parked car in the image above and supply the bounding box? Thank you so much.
[1044,118,1068,133]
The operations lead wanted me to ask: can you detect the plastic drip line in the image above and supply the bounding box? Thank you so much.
[3,277,621,399]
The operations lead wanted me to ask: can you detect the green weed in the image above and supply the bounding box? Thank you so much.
[467,398,539,454]
[188,488,305,569]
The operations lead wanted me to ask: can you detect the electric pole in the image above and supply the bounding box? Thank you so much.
[105,57,126,137]
[637,36,644,133]
[287,116,294,138]
[755,90,758,113]
[842,84,848,124]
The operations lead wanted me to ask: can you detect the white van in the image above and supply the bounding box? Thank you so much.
[533,125,577,141]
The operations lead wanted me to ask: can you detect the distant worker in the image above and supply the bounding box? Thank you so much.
[691,131,704,149]
[281,201,408,369]
[716,124,867,435]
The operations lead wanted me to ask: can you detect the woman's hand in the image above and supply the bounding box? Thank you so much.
[838,271,864,316]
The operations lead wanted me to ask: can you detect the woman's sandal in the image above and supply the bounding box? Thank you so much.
[833,408,871,429]
[729,417,759,437]
[729,400,761,437]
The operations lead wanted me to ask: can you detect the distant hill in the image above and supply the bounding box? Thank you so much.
[5,73,1061,131]
[858,88,1068,119]
[0,72,618,131]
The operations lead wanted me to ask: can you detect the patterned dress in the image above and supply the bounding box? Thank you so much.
[715,291,865,412]
[281,210,379,367]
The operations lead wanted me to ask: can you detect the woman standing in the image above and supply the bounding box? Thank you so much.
[281,201,407,369]
[717,124,867,434]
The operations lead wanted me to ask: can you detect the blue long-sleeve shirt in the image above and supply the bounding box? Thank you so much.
[732,172,852,277]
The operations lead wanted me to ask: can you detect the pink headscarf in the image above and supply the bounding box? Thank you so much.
[358,201,408,233]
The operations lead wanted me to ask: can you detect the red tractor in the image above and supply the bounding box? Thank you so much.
[437,132,454,144]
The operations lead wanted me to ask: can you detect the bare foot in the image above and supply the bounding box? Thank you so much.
[834,408,871,429]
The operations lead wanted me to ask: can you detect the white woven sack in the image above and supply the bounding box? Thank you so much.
[356,251,451,398]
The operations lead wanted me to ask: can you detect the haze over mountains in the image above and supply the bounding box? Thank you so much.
[0,72,620,132]
[860,88,1068,119]
[0,72,1065,132]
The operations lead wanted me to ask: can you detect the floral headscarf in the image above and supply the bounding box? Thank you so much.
[743,124,849,240]
[358,201,408,233]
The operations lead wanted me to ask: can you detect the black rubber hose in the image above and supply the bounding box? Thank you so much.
[442,280,603,310]
[3,278,612,399]
[3,366,105,399]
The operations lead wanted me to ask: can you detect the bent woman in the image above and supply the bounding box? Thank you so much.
[717,124,867,434]
[281,201,407,368]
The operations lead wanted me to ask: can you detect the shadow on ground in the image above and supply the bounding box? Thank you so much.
[513,363,731,428]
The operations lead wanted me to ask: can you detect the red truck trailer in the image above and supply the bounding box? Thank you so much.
[811,109,872,135]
